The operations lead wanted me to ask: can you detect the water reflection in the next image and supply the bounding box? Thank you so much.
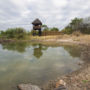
[1,42,82,59]
[0,42,83,90]
[34,44,43,59]
[63,45,82,57]
[1,42,49,59]
[1,42,30,53]
[33,44,48,59]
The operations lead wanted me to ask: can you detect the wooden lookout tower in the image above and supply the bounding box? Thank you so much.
[32,19,42,36]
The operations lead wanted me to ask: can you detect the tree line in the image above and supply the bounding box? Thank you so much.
[0,17,90,39]
[62,17,90,34]
[0,28,27,39]
[0,26,59,39]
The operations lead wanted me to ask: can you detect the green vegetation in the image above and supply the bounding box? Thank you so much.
[0,28,28,39]
[61,26,73,34]
[62,17,90,34]
[61,18,83,34]
[42,24,49,31]
[50,27,59,31]
[82,80,89,83]
[1,17,90,40]
[42,24,59,32]
[0,26,60,40]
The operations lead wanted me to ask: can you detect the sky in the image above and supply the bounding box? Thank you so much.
[0,0,90,31]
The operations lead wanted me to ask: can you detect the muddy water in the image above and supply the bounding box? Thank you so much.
[0,42,83,90]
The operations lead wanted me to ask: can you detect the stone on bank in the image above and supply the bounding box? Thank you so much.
[18,84,41,90]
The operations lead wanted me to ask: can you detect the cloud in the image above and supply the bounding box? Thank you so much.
[0,0,90,31]
[52,0,68,7]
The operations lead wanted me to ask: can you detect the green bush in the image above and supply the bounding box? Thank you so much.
[50,27,59,31]
[62,27,73,34]
[61,17,83,34]
[0,28,27,39]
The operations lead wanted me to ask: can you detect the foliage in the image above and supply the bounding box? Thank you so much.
[62,17,90,34]
[42,24,50,32]
[42,24,48,28]
[61,26,73,34]
[70,17,83,31]
[43,28,50,32]
[82,80,89,83]
[62,17,83,34]
[0,28,27,39]
[80,23,90,34]
[50,27,59,31]
[42,24,59,32]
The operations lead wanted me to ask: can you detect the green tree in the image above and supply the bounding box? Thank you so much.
[42,24,49,31]
[50,27,59,31]
[62,26,72,34]
[61,17,83,34]
[70,17,83,31]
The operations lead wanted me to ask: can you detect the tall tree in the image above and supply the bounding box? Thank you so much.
[70,18,83,31]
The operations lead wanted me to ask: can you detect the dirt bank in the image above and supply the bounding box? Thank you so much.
[1,34,90,45]
[41,34,90,45]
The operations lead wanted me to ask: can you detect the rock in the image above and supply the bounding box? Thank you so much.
[55,80,67,90]
[18,84,41,90]
[56,80,66,88]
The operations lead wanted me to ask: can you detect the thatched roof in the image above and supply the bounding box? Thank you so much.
[32,19,42,25]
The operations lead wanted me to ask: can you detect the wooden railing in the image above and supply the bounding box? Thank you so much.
[42,31,62,36]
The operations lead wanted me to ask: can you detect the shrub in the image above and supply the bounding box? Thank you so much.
[61,26,73,34]
[50,27,59,31]
[0,28,27,39]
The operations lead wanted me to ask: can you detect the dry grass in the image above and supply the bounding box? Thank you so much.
[29,34,90,45]
[30,35,59,40]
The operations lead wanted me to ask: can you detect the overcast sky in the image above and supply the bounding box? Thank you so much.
[0,0,90,31]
